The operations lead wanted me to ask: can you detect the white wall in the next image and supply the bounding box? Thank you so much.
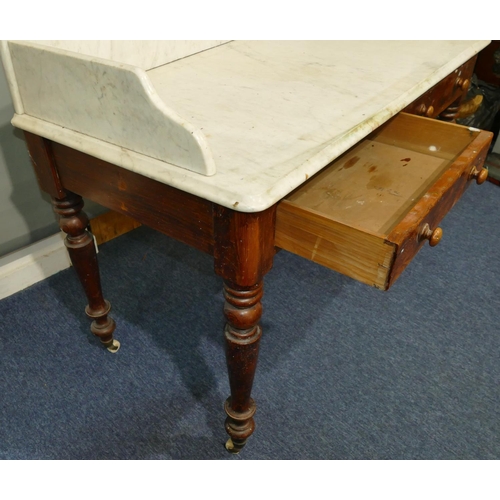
[493,134,500,154]
[0,64,104,258]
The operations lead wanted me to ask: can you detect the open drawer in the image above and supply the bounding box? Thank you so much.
[275,113,492,290]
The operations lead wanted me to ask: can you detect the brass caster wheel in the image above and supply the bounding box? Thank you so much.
[106,339,121,353]
[225,438,239,454]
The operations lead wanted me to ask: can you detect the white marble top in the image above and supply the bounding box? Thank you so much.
[2,40,489,212]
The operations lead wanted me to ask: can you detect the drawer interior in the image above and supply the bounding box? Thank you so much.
[285,113,479,238]
[276,113,490,289]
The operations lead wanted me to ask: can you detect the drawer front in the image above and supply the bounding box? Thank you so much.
[385,129,491,287]
[275,113,492,290]
[404,56,477,119]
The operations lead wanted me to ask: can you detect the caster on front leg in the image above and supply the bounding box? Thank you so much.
[225,437,245,454]
[224,398,256,454]
[86,301,118,352]
[106,339,121,353]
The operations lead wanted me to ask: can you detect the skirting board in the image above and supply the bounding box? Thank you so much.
[0,232,71,300]
[0,210,140,301]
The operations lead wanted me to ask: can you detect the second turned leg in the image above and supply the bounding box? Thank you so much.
[439,97,462,122]
[52,192,119,352]
[223,281,263,453]
[214,204,276,453]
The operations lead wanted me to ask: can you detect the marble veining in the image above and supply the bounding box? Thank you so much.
[2,40,490,211]
[29,41,230,70]
[6,41,215,175]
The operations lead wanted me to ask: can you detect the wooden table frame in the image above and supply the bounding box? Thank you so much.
[25,131,277,453]
[20,53,480,453]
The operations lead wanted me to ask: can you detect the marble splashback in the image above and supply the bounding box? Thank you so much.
[29,41,229,70]
[5,40,215,175]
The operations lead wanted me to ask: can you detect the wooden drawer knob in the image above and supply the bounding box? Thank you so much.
[420,223,443,247]
[470,166,488,185]
[456,77,470,91]
[416,104,434,117]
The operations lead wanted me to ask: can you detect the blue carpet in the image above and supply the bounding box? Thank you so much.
[1,182,499,459]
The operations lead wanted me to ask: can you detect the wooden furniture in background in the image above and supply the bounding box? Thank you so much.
[404,56,476,122]
[474,41,500,185]
[474,40,500,87]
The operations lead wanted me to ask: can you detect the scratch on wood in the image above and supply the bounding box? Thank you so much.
[311,236,322,261]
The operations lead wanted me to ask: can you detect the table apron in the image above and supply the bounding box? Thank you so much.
[50,141,216,255]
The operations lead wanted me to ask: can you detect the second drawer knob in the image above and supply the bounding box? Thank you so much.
[470,166,488,185]
[416,103,435,117]
[420,223,443,247]
[456,77,470,91]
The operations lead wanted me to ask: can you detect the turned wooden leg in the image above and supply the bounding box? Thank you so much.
[223,281,263,453]
[52,192,119,352]
[214,204,276,453]
[439,98,461,122]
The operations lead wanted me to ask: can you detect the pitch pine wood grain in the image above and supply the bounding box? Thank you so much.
[90,211,142,246]
[23,132,66,199]
[285,139,447,236]
[275,201,395,289]
[50,142,215,255]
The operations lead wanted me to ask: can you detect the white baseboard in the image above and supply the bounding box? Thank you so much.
[0,232,72,300]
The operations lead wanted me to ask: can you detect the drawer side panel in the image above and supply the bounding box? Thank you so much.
[275,201,395,289]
